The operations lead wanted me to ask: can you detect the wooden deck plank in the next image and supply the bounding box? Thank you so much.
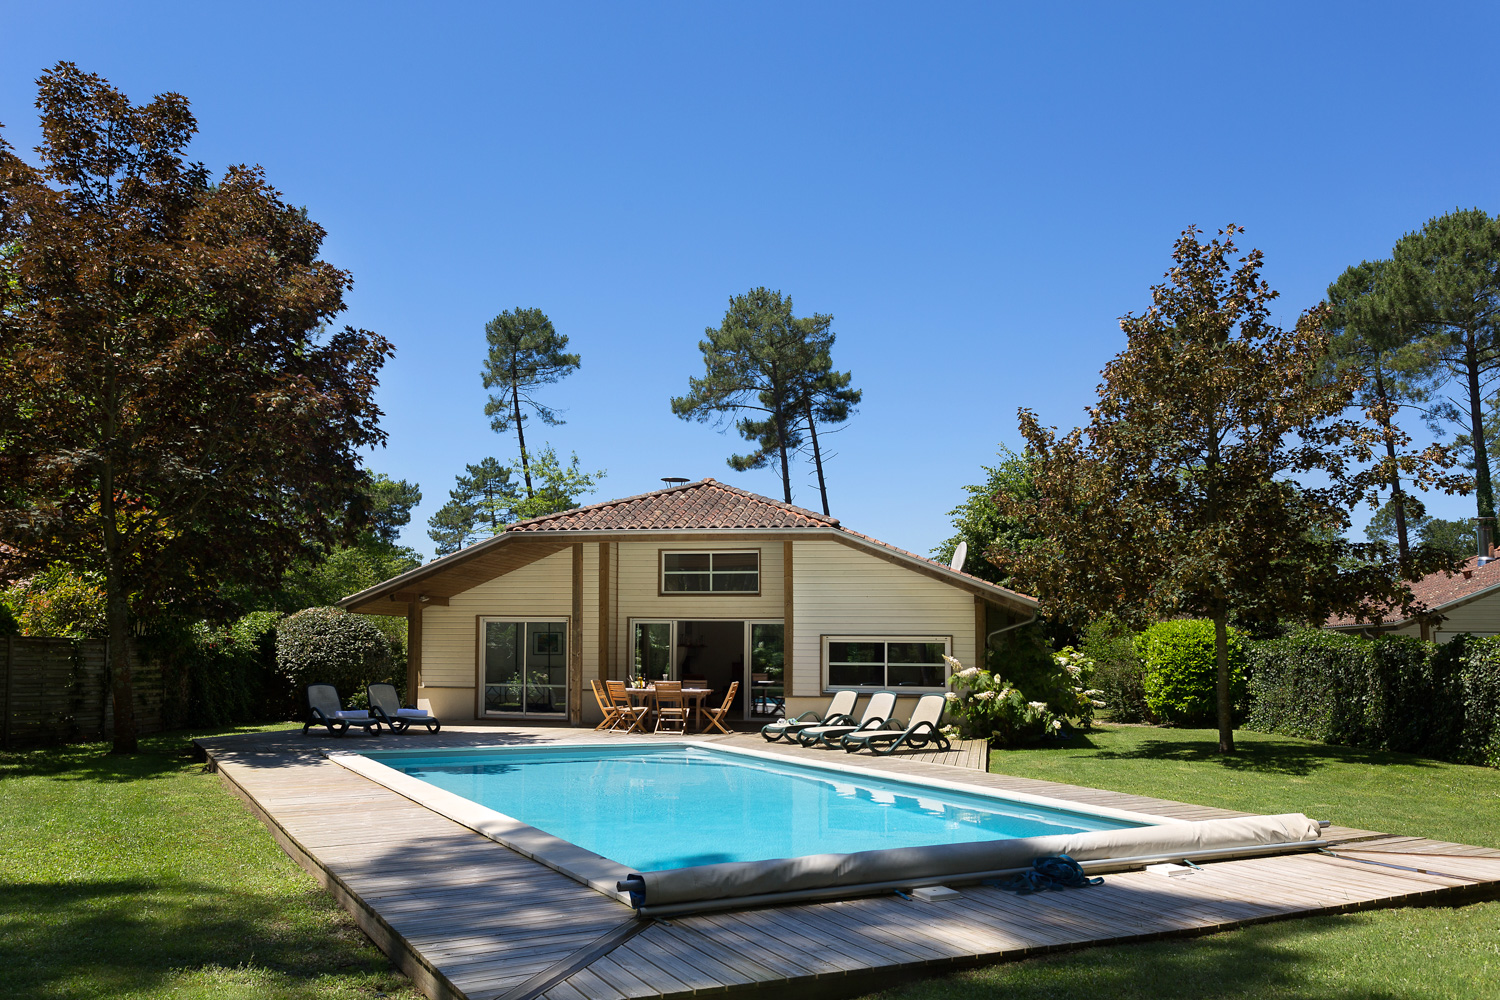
[198,723,1500,1000]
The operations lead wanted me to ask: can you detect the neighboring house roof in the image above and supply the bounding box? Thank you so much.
[1326,556,1500,630]
[340,478,1036,615]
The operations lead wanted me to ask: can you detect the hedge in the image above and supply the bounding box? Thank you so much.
[1245,629,1500,766]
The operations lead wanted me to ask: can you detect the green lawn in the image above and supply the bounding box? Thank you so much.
[866,725,1500,1000]
[0,725,421,1000]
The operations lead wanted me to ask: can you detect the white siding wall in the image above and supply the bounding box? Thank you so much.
[789,539,975,701]
[1433,590,1500,641]
[417,548,575,718]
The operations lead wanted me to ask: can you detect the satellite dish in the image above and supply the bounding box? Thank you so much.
[949,541,968,572]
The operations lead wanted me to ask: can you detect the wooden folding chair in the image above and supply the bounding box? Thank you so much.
[605,680,648,733]
[700,681,739,735]
[653,680,689,734]
[591,679,622,731]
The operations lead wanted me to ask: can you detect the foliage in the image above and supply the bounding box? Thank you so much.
[1324,258,1464,566]
[1135,619,1245,726]
[1080,614,1150,722]
[0,728,422,999]
[3,564,108,638]
[0,64,391,751]
[1364,498,1472,564]
[1001,225,1456,753]
[0,601,17,637]
[480,307,580,498]
[673,287,856,506]
[1242,629,1500,766]
[274,607,397,697]
[361,473,422,545]
[145,612,288,728]
[933,447,1041,590]
[945,648,1098,745]
[1389,208,1500,523]
[426,448,605,554]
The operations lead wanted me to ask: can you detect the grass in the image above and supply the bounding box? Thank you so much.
[0,724,421,1000]
[865,724,1500,1000]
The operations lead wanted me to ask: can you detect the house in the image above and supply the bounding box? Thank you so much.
[339,478,1038,726]
[1325,556,1500,642]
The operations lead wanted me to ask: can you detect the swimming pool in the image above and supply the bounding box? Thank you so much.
[357,743,1158,871]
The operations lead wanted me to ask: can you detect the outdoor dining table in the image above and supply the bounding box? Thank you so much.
[624,685,714,732]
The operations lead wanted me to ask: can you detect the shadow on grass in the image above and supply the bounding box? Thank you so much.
[879,911,1417,1000]
[0,877,397,998]
[1087,736,1440,777]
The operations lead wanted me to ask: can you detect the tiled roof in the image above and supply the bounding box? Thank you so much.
[1327,556,1500,628]
[505,478,840,532]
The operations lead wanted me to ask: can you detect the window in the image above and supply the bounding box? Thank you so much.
[660,550,759,594]
[824,636,950,691]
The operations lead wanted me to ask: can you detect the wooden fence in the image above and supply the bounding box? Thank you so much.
[0,636,163,748]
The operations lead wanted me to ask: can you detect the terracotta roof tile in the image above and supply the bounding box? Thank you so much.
[505,478,840,532]
[1327,556,1500,628]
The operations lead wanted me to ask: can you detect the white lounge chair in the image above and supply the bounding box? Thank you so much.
[839,694,950,754]
[367,682,441,733]
[796,691,897,748]
[303,683,381,736]
[761,690,858,742]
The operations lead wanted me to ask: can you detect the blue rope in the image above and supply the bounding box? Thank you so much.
[988,855,1104,895]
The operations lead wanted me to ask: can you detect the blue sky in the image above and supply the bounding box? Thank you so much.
[5,3,1499,560]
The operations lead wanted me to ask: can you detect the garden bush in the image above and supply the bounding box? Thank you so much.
[147,611,289,728]
[947,644,1100,745]
[1449,636,1500,767]
[1081,614,1150,722]
[275,606,399,702]
[1135,619,1245,725]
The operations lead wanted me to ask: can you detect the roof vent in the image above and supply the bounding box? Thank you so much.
[661,477,689,486]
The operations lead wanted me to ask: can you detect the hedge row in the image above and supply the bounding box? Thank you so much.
[1245,629,1500,767]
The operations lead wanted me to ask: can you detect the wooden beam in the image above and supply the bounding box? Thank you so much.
[390,591,449,607]
[974,596,987,672]
[783,540,795,696]
[406,602,422,706]
[569,544,584,724]
[598,542,611,682]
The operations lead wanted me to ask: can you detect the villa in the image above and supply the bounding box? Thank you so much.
[340,478,1038,726]
[1325,555,1500,642]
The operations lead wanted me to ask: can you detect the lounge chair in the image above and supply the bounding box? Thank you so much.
[700,681,739,735]
[761,690,857,742]
[303,683,382,736]
[796,691,897,748]
[367,683,441,733]
[605,680,649,733]
[839,694,951,754]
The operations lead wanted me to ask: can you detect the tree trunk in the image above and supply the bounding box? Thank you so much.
[805,398,830,516]
[770,372,792,503]
[1214,614,1234,754]
[511,368,533,499]
[1465,332,1495,521]
[1373,367,1411,568]
[101,480,137,754]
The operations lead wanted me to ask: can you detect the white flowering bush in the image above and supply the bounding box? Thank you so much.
[943,647,1102,745]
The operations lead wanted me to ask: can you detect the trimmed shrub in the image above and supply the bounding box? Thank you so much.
[1081,615,1150,722]
[275,606,396,699]
[1135,619,1245,725]
[1450,636,1500,767]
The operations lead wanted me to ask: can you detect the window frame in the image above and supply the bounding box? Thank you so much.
[821,634,952,694]
[657,548,761,596]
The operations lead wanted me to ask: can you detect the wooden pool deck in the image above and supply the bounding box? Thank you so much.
[197,724,1500,1000]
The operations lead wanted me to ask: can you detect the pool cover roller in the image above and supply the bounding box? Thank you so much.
[619,812,1322,911]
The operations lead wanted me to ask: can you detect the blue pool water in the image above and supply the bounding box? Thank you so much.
[363,745,1149,872]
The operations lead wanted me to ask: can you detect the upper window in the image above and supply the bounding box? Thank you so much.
[661,550,760,594]
[824,636,950,691]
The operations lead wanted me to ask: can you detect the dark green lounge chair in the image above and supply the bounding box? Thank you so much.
[797,691,896,747]
[303,683,382,736]
[840,694,950,754]
[761,689,857,742]
[367,683,442,733]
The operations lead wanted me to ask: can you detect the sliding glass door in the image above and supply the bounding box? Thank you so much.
[632,621,673,683]
[482,618,567,717]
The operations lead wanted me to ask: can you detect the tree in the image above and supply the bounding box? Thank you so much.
[426,458,521,555]
[1000,226,1457,754]
[933,447,1040,590]
[1325,260,1460,567]
[1389,209,1500,526]
[673,288,845,504]
[0,64,392,752]
[481,308,580,499]
[787,313,862,516]
[425,449,605,554]
[364,473,422,545]
[1364,499,1473,564]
